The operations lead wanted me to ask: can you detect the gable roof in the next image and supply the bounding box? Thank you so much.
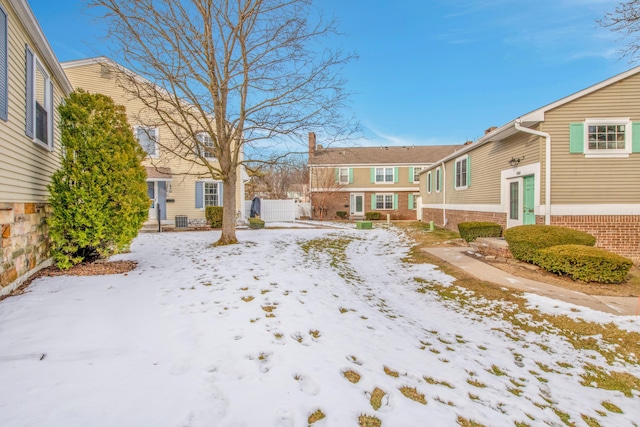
[8,0,72,94]
[419,64,640,173]
[309,145,463,166]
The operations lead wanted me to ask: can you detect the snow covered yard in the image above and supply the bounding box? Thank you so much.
[0,226,639,427]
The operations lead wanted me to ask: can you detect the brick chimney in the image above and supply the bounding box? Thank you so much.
[485,126,497,135]
[308,132,316,155]
[463,140,473,146]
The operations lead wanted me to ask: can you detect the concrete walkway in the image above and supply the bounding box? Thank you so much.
[423,246,640,316]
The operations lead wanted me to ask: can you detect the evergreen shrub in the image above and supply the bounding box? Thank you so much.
[503,225,596,263]
[248,218,265,229]
[365,212,381,220]
[206,206,224,228]
[48,90,148,269]
[458,221,502,242]
[535,245,632,283]
[336,211,347,219]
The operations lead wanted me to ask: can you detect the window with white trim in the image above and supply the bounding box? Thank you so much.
[570,119,636,158]
[410,193,419,209]
[413,167,424,183]
[338,167,349,184]
[375,194,393,210]
[455,156,468,189]
[26,47,54,148]
[427,171,432,194]
[196,132,215,158]
[136,127,158,157]
[435,167,441,192]
[204,182,221,206]
[375,167,394,183]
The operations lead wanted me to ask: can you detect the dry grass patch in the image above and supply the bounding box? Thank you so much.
[358,415,382,427]
[399,386,426,405]
[601,400,623,413]
[467,378,486,388]
[309,330,321,339]
[307,409,325,424]
[369,388,386,411]
[581,414,602,427]
[424,376,455,388]
[383,366,400,378]
[580,364,640,397]
[343,370,361,384]
[241,296,254,303]
[261,304,277,312]
[456,416,486,427]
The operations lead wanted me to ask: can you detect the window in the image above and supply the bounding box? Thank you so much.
[455,156,469,189]
[413,167,424,183]
[375,167,394,183]
[195,181,223,208]
[204,182,221,206]
[509,181,519,220]
[427,172,432,194]
[570,119,638,158]
[136,127,158,157]
[26,46,54,148]
[375,194,393,210]
[409,193,419,210]
[0,5,7,122]
[435,168,441,192]
[338,167,349,184]
[196,132,215,158]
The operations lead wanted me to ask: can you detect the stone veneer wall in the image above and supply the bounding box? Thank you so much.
[0,203,53,295]
[422,207,640,262]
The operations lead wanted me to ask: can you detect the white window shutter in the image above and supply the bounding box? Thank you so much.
[218,183,223,206]
[25,46,34,138]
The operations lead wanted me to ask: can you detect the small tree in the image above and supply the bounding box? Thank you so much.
[310,167,344,220]
[48,90,149,269]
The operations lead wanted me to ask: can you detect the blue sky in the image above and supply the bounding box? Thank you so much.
[29,0,630,147]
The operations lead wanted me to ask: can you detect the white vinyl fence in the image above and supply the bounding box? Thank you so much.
[244,200,311,222]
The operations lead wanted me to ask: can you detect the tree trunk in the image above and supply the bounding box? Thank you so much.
[217,170,238,246]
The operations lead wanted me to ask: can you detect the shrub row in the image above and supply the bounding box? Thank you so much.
[457,222,502,242]
[248,217,265,229]
[504,225,631,283]
[503,225,596,263]
[535,245,632,284]
[365,212,381,220]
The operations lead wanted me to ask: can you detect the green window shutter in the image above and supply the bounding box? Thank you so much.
[371,194,376,209]
[409,167,414,183]
[632,122,640,153]
[393,194,398,210]
[569,123,584,154]
[334,168,340,184]
[394,167,399,183]
[466,156,471,187]
[370,168,375,183]
[408,194,414,209]
[348,168,354,184]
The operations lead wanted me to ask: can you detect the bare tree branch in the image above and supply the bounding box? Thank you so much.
[89,0,358,244]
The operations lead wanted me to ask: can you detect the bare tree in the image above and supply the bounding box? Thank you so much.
[309,166,344,220]
[249,155,308,199]
[89,0,356,244]
[600,0,640,61]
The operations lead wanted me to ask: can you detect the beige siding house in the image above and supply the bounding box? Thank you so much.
[308,132,461,220]
[62,57,247,229]
[420,67,640,261]
[0,0,73,294]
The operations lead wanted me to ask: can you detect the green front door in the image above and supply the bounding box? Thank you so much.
[523,175,535,225]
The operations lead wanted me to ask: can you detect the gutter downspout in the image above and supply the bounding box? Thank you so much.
[514,120,551,225]
[441,161,447,226]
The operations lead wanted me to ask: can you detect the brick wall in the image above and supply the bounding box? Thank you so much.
[422,207,640,262]
[0,203,53,295]
[311,192,419,220]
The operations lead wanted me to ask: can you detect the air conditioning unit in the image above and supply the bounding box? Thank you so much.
[175,215,188,228]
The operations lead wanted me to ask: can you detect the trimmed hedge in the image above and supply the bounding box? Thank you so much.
[248,217,265,229]
[535,245,632,283]
[458,222,502,243]
[365,212,381,220]
[503,225,596,263]
[206,206,224,228]
[336,211,347,219]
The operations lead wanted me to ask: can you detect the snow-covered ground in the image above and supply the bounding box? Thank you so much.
[0,227,638,426]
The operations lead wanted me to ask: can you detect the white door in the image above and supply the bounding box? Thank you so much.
[350,193,364,216]
[147,182,157,220]
[506,178,522,228]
